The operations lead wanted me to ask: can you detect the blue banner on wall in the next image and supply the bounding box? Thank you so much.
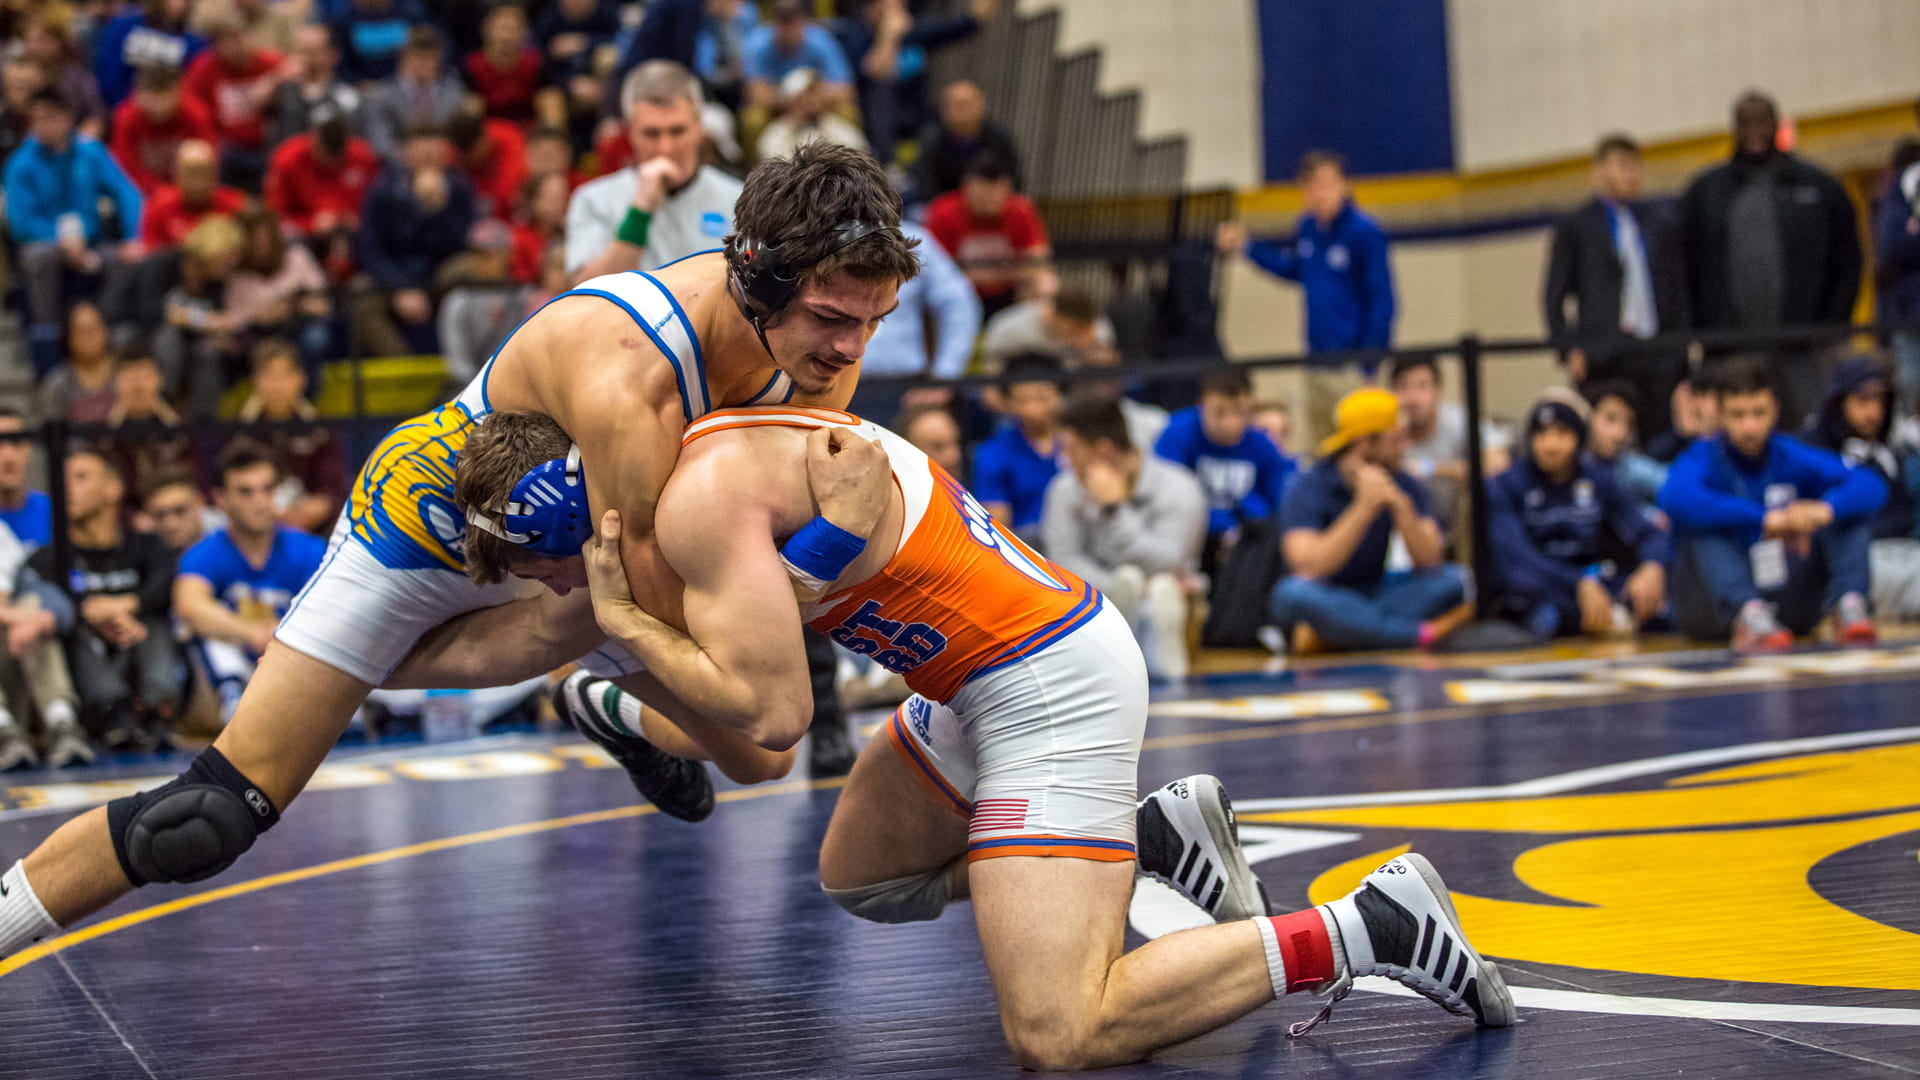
[1258,0,1455,180]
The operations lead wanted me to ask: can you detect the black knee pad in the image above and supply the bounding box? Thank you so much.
[107,747,281,886]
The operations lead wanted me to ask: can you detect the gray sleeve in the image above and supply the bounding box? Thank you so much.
[1099,466,1207,576]
[1039,476,1114,596]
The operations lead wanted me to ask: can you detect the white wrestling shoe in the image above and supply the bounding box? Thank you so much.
[1136,775,1272,923]
[1296,852,1515,1036]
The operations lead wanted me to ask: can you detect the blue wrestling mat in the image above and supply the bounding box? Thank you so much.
[2,644,1916,1078]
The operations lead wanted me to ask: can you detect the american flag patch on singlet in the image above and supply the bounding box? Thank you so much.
[970,798,1030,832]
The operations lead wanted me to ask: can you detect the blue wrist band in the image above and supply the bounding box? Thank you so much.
[781,516,867,593]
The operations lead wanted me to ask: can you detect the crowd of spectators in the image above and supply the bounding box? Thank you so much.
[0,0,1910,773]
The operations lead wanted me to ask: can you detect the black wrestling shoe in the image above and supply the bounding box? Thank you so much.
[807,715,856,778]
[555,672,715,822]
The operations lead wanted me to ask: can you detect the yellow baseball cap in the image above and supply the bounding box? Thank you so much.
[1318,387,1402,456]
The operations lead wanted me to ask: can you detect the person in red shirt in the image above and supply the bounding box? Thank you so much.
[263,101,379,281]
[182,16,289,189]
[924,149,1050,318]
[109,65,219,195]
[464,3,541,125]
[139,139,244,252]
[448,104,529,222]
[509,170,568,284]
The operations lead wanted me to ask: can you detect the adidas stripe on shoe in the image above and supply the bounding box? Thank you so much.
[1299,853,1514,1036]
[555,671,715,822]
[1136,775,1272,923]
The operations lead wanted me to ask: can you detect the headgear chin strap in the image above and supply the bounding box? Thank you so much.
[465,444,592,558]
[728,219,894,358]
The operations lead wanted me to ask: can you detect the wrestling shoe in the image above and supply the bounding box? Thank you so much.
[554,672,715,822]
[1834,592,1876,647]
[1136,775,1272,923]
[1297,853,1514,1037]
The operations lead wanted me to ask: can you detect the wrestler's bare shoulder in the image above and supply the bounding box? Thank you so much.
[483,294,687,428]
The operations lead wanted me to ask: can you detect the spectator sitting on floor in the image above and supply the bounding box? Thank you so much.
[182,13,289,187]
[756,66,866,162]
[363,25,463,160]
[1660,357,1882,652]
[355,123,477,356]
[1583,380,1670,511]
[910,78,1020,201]
[237,338,348,533]
[980,280,1115,372]
[1269,387,1469,654]
[465,1,542,124]
[99,350,198,517]
[5,89,143,377]
[971,352,1066,545]
[1483,389,1668,641]
[174,442,328,723]
[1800,352,1920,621]
[38,302,120,425]
[1153,367,1295,573]
[267,23,363,146]
[1043,394,1207,681]
[227,206,335,385]
[895,401,966,481]
[157,212,248,414]
[28,449,182,752]
[1391,354,1511,506]
[925,149,1050,319]
[1253,400,1292,456]
[141,468,213,554]
[0,410,54,551]
[0,514,88,770]
[1644,372,1721,464]
[110,65,218,196]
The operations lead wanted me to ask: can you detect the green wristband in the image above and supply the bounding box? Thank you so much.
[617,207,653,248]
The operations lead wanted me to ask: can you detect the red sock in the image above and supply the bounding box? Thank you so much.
[1268,909,1335,993]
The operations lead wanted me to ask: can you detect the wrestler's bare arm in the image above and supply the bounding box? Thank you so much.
[384,588,602,690]
[585,442,814,748]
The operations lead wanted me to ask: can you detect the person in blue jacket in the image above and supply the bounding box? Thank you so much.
[1217,150,1395,448]
[92,0,205,107]
[331,0,429,84]
[3,90,143,375]
[1659,356,1884,652]
[1153,366,1294,572]
[1484,389,1668,640]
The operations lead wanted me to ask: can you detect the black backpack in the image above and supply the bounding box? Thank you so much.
[1200,518,1286,648]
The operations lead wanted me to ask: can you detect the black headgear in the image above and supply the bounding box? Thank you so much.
[727,220,893,354]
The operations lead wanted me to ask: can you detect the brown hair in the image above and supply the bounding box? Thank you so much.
[216,439,283,489]
[1059,393,1132,453]
[237,205,288,274]
[454,411,572,585]
[250,336,300,375]
[1199,367,1253,400]
[725,141,919,314]
[1297,149,1347,181]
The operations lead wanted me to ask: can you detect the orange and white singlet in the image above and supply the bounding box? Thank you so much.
[681,406,1105,703]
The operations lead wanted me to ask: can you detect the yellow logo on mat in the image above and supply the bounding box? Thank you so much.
[1244,740,1920,993]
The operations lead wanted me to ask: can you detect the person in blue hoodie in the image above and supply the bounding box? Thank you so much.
[1153,366,1294,573]
[1484,389,1668,640]
[1659,356,1884,652]
[1217,150,1395,448]
[91,0,205,107]
[1800,351,1920,619]
[3,90,143,375]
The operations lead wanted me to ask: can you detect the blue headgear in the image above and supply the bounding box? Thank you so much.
[464,444,592,558]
